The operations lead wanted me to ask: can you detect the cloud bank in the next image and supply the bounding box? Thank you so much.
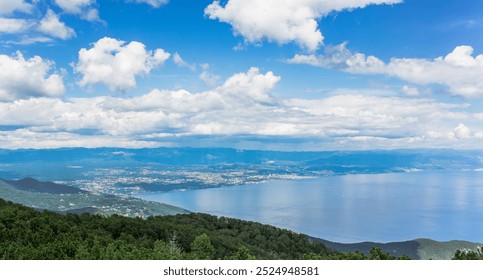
[288,44,483,97]
[0,67,482,150]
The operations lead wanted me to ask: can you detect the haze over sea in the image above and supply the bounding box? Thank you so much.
[138,170,483,243]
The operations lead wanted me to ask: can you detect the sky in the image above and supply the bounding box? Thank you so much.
[0,0,483,150]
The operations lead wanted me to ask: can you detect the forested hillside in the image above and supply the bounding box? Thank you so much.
[0,198,407,260]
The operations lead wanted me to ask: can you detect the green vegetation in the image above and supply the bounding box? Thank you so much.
[453,246,483,260]
[0,198,409,260]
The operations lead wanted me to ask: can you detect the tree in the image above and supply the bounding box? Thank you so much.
[166,233,183,260]
[231,245,256,260]
[190,233,215,260]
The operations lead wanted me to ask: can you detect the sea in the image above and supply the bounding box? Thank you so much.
[137,170,483,243]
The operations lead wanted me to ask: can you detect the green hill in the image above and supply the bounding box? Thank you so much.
[0,198,412,260]
[0,198,330,260]
[0,179,188,217]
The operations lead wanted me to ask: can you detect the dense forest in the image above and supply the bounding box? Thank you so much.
[0,198,409,260]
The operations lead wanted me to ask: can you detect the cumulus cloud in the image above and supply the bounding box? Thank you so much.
[38,9,76,40]
[74,37,170,91]
[0,18,30,33]
[205,0,401,51]
[0,0,32,15]
[219,67,280,104]
[289,44,483,97]
[0,52,65,101]
[127,0,169,8]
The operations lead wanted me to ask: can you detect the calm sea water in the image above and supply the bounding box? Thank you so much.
[138,171,483,243]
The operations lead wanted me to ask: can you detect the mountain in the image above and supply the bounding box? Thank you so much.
[4,177,86,194]
[315,237,481,260]
[0,178,188,217]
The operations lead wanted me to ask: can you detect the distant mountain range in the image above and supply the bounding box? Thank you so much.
[1,147,482,168]
[0,148,482,194]
[315,237,481,260]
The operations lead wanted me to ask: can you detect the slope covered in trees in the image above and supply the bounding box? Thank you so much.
[0,198,408,260]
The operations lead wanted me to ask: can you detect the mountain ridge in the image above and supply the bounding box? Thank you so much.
[313,237,481,260]
[3,177,86,194]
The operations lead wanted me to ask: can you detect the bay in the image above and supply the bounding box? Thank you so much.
[137,170,483,243]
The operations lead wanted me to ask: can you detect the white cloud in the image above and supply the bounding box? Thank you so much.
[0,17,30,33]
[289,44,483,97]
[287,42,385,72]
[0,0,32,15]
[0,52,65,101]
[453,123,471,139]
[38,9,76,40]
[1,67,483,149]
[205,0,401,51]
[54,0,104,23]
[7,36,54,45]
[0,68,282,139]
[401,85,419,96]
[199,63,221,87]
[83,8,102,22]
[74,37,171,91]
[219,67,280,104]
[381,46,483,96]
[127,0,169,8]
[0,129,161,149]
[173,53,196,71]
[54,0,96,14]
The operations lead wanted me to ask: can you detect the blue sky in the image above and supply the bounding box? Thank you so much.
[0,0,483,150]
